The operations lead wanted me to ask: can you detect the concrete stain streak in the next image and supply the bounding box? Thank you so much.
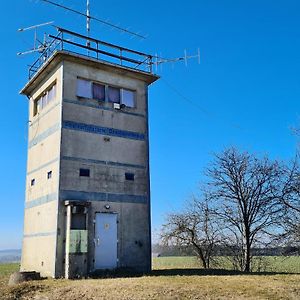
[60,190,148,204]
[62,156,146,170]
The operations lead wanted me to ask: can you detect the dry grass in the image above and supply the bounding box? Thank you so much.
[0,260,300,300]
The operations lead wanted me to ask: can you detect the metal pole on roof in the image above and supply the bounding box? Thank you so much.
[86,0,91,55]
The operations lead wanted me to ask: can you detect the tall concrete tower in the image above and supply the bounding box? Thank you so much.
[20,28,158,278]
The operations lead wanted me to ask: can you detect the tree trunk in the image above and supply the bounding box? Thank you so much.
[194,244,207,269]
[243,231,251,273]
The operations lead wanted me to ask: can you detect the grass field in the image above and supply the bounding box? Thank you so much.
[0,257,299,299]
[153,256,300,273]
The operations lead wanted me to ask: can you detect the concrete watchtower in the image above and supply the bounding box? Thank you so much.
[20,27,158,278]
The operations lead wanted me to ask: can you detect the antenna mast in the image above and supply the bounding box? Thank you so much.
[86,0,91,53]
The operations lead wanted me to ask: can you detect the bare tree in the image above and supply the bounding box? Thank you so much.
[161,198,220,269]
[280,159,300,244]
[282,159,300,213]
[206,148,282,272]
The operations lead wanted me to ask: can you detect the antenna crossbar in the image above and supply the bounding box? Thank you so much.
[18,21,54,32]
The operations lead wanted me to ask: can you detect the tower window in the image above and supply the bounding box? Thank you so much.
[108,86,121,103]
[47,84,56,103]
[125,172,134,181]
[80,168,90,177]
[121,89,135,108]
[47,171,52,179]
[77,78,92,98]
[31,179,35,186]
[33,82,57,116]
[93,83,105,101]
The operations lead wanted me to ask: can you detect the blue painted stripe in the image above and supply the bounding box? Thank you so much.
[27,157,59,175]
[30,101,60,126]
[62,156,146,170]
[23,231,57,238]
[60,190,148,204]
[25,193,58,209]
[63,98,146,118]
[28,123,60,149]
[63,120,145,141]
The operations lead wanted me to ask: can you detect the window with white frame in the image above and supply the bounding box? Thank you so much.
[33,82,57,116]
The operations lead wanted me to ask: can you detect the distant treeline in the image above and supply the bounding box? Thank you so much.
[0,250,21,263]
[152,244,300,257]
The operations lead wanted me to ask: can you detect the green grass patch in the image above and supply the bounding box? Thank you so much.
[152,256,300,273]
[0,263,19,277]
[152,256,200,269]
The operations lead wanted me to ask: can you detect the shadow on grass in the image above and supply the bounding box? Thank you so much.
[89,268,300,279]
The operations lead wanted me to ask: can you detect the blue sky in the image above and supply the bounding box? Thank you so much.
[1,0,300,249]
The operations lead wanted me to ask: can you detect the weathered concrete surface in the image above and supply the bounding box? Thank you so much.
[20,51,158,278]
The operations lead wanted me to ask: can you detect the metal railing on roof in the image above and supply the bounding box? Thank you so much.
[28,27,153,79]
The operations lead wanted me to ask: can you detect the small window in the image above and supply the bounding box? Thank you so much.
[47,171,52,179]
[80,168,90,177]
[108,86,121,103]
[125,172,134,181]
[77,78,92,98]
[31,179,35,186]
[47,84,56,103]
[33,98,40,117]
[37,98,41,113]
[93,83,105,101]
[122,89,135,108]
[33,83,57,117]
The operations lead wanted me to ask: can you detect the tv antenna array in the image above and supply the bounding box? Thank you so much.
[17,0,200,75]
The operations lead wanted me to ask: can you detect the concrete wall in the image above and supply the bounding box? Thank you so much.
[58,59,152,274]
[21,52,157,278]
[21,63,63,278]
[87,202,151,272]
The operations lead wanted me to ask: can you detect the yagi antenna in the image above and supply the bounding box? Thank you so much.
[40,0,146,40]
[154,49,201,71]
[17,21,54,56]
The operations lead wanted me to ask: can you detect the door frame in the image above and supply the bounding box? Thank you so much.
[93,211,119,271]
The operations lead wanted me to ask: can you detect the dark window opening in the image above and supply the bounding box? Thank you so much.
[31,179,35,186]
[125,172,135,181]
[47,171,52,179]
[93,83,105,101]
[71,213,86,230]
[80,168,90,177]
[108,86,121,103]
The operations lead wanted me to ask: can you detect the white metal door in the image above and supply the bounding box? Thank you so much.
[94,213,117,269]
